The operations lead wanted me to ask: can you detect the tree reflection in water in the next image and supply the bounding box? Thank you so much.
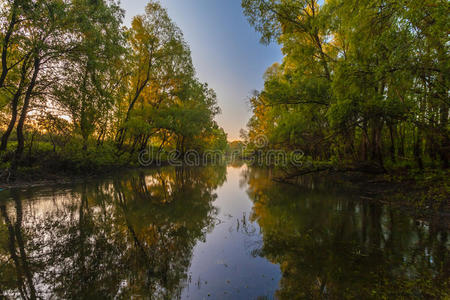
[0,166,226,299]
[244,167,449,299]
[1,165,448,299]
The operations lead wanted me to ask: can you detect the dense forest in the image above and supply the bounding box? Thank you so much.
[241,0,449,172]
[0,0,227,180]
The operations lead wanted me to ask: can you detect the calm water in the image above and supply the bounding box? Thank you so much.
[0,165,448,299]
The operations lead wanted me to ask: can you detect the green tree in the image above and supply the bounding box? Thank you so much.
[242,0,449,170]
[54,0,125,151]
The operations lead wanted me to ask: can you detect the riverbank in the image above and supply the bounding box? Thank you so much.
[0,172,101,190]
[275,166,449,228]
[1,162,448,229]
[0,162,171,191]
[0,142,174,190]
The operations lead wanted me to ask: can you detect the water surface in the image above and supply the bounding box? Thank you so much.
[0,165,448,299]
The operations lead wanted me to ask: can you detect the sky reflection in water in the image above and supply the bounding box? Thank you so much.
[0,165,448,299]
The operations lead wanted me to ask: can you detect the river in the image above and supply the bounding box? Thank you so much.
[0,164,448,299]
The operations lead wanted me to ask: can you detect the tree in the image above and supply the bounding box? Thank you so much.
[54,0,125,151]
[0,0,228,177]
[115,1,193,150]
[242,0,449,170]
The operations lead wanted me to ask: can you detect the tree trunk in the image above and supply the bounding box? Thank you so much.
[439,103,449,169]
[389,124,396,163]
[158,132,168,153]
[129,134,140,154]
[361,122,369,161]
[398,124,405,157]
[116,51,154,150]
[140,134,150,151]
[50,135,56,153]
[414,127,424,170]
[0,54,30,151]
[376,123,385,170]
[96,129,105,147]
[0,0,19,88]
[371,123,377,162]
[0,92,19,151]
[12,56,40,172]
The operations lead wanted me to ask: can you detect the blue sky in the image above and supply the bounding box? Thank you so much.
[119,0,282,140]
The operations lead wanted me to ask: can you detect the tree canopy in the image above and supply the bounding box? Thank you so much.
[0,0,227,176]
[242,0,449,170]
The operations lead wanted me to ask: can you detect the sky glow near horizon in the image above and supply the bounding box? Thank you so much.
[119,0,282,141]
